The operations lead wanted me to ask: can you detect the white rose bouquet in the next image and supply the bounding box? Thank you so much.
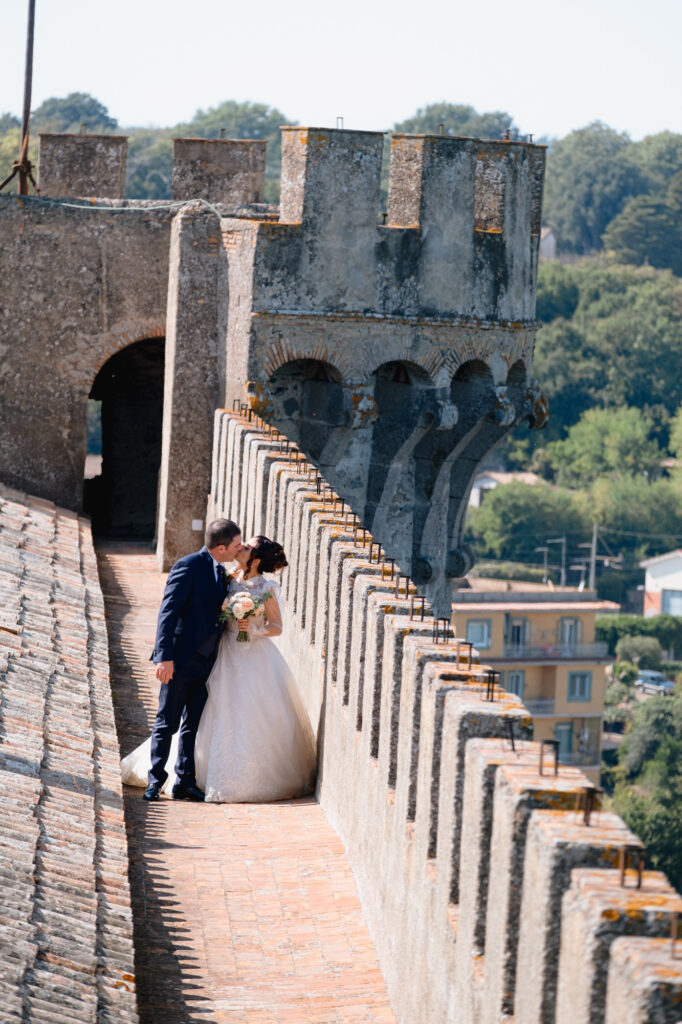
[219,589,271,642]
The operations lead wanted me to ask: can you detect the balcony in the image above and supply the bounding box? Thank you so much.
[502,642,609,661]
[523,697,556,716]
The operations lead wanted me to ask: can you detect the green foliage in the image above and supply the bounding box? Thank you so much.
[543,122,649,254]
[0,113,19,133]
[613,660,638,684]
[596,614,682,656]
[588,475,682,560]
[535,263,580,322]
[393,103,517,140]
[124,129,174,200]
[533,261,682,446]
[603,188,682,275]
[629,131,682,191]
[32,93,118,134]
[615,634,662,669]
[547,407,660,486]
[469,560,556,584]
[466,481,589,563]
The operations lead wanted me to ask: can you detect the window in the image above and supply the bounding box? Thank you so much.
[568,671,592,702]
[662,590,682,615]
[559,617,580,646]
[506,616,528,648]
[506,670,525,698]
[466,619,491,649]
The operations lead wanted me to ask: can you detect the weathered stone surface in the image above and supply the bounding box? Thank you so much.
[0,196,172,509]
[212,413,682,1024]
[217,127,548,614]
[0,483,138,1023]
[172,138,266,204]
[605,936,682,1024]
[556,868,681,1024]
[38,132,128,198]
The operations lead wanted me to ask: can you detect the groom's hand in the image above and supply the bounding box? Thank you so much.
[155,661,174,684]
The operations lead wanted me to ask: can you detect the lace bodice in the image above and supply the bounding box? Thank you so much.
[228,573,279,600]
[227,573,282,638]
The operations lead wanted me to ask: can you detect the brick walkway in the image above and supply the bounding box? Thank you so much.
[96,540,395,1024]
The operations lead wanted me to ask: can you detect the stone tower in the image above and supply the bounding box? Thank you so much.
[216,127,548,615]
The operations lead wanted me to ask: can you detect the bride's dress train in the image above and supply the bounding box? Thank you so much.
[121,576,317,802]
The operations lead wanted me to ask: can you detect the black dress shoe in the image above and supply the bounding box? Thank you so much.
[171,782,205,802]
[143,783,161,801]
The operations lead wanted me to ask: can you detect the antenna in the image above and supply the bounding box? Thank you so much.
[0,0,39,195]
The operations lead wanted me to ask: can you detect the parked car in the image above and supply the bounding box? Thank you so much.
[634,670,676,696]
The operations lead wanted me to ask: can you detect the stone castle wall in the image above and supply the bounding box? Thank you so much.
[210,409,682,1024]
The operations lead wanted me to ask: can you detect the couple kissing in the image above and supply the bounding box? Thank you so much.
[121,520,316,803]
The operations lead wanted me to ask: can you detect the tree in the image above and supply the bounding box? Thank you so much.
[603,191,682,275]
[392,103,517,140]
[589,475,682,560]
[543,122,649,253]
[535,263,580,322]
[32,93,118,134]
[532,262,682,449]
[124,129,174,200]
[547,407,660,486]
[629,131,682,192]
[615,635,663,669]
[0,112,19,133]
[466,481,589,563]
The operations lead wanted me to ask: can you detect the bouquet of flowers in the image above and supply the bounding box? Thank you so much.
[219,590,271,642]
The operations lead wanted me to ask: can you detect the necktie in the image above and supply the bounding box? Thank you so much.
[217,563,228,593]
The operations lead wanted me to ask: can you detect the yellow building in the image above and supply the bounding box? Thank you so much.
[452,579,619,784]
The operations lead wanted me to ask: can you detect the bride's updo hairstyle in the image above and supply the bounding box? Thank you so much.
[248,536,288,574]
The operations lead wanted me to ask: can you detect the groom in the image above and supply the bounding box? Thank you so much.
[144,518,243,801]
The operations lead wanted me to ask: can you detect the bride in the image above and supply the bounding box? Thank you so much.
[121,536,317,802]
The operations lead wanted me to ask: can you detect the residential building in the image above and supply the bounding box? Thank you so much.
[468,470,541,507]
[640,549,682,617]
[452,578,619,784]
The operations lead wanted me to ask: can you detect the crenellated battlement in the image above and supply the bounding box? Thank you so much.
[224,126,546,323]
[215,126,548,614]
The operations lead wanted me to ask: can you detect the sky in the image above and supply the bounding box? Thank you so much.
[1,0,680,141]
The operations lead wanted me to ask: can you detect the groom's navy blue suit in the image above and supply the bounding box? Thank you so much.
[149,546,227,788]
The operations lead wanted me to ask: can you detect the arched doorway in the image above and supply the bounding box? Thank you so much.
[83,338,165,538]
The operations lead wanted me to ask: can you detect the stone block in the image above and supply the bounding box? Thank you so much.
[38,132,127,198]
[556,868,681,1024]
[605,936,682,1024]
[480,759,589,1024]
[172,138,266,205]
[515,810,643,1024]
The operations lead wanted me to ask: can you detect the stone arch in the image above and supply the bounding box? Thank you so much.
[451,358,495,411]
[268,357,345,461]
[84,335,165,538]
[506,358,527,387]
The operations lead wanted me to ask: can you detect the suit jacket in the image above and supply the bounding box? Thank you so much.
[151,547,226,669]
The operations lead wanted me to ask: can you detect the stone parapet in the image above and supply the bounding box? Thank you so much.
[209,409,682,1024]
[172,138,266,205]
[0,482,138,1022]
[38,132,128,198]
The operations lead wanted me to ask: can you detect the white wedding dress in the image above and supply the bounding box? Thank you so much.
[120,575,317,802]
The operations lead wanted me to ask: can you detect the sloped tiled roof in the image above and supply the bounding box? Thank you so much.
[0,483,137,1023]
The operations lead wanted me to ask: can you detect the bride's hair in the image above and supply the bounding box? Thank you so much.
[248,536,288,574]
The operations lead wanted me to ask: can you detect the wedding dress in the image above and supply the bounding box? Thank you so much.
[120,574,317,802]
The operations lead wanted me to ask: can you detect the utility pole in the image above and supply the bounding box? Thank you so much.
[534,546,549,583]
[577,522,599,592]
[588,522,597,591]
[0,0,39,196]
[548,535,566,587]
